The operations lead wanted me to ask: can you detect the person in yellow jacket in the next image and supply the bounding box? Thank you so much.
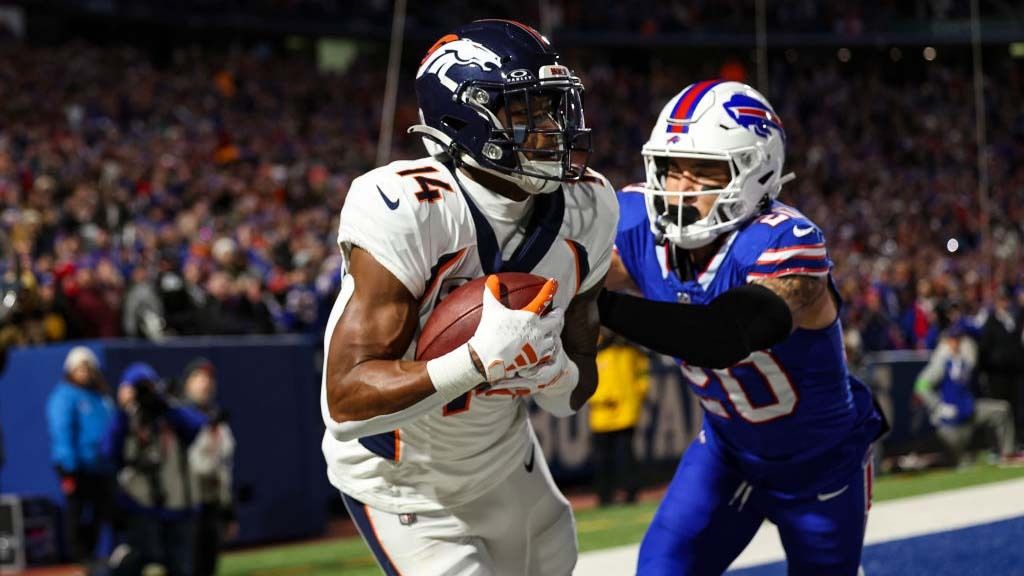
[591,329,650,505]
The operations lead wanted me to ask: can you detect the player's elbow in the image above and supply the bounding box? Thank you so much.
[324,372,367,428]
[323,397,368,442]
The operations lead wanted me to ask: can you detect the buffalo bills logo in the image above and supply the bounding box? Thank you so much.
[666,135,681,144]
[417,38,503,93]
[723,94,785,141]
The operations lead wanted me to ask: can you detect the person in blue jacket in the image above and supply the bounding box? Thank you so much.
[46,346,116,562]
[104,362,207,576]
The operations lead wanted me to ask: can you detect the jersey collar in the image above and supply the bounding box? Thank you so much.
[456,176,566,275]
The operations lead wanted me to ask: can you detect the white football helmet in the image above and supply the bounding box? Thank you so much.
[642,80,794,249]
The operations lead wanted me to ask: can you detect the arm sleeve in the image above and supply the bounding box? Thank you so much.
[46,390,76,472]
[598,283,793,369]
[914,342,949,410]
[165,404,208,444]
[916,343,949,389]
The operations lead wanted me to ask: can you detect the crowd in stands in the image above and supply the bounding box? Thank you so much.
[1,36,1023,360]
[41,0,1001,36]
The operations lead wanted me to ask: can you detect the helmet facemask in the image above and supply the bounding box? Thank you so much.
[458,66,591,194]
[642,143,780,249]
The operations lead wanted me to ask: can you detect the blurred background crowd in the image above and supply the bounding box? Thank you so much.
[2,18,1023,361]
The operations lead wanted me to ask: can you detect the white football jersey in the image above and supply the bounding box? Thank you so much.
[321,157,618,513]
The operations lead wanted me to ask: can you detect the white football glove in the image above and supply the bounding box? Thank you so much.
[469,276,562,382]
[427,276,562,402]
[481,334,577,399]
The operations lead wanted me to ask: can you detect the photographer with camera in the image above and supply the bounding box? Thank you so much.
[182,358,237,576]
[104,362,207,576]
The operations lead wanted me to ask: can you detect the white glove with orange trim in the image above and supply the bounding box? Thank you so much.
[426,275,563,402]
[483,337,580,417]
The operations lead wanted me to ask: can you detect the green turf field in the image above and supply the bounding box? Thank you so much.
[217,463,1024,576]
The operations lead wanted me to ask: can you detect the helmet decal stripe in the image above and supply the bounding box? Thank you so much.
[666,79,724,133]
[421,34,459,65]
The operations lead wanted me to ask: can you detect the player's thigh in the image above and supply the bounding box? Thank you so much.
[456,440,576,576]
[342,493,494,576]
[524,446,576,576]
[638,438,764,576]
[771,454,872,576]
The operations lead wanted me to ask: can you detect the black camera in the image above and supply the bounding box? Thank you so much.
[132,380,168,423]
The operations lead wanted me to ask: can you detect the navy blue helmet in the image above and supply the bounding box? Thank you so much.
[411,20,591,194]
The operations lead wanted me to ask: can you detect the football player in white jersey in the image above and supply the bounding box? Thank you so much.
[320,20,618,576]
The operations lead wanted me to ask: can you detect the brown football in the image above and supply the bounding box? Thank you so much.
[415,272,549,361]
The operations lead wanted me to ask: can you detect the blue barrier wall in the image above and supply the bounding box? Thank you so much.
[0,336,330,545]
[1,339,933,548]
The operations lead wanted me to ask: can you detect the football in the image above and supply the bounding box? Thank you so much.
[415,272,549,361]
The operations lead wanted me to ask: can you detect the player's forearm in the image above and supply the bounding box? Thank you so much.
[322,373,449,442]
[326,359,439,424]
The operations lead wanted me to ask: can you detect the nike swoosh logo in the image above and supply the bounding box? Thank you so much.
[793,225,815,238]
[524,445,536,473]
[377,186,400,210]
[817,484,849,502]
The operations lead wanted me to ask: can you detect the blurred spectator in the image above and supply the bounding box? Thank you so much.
[122,266,166,340]
[182,358,237,576]
[977,287,1024,447]
[590,330,649,506]
[859,288,904,352]
[914,323,1019,467]
[45,346,115,563]
[104,362,207,576]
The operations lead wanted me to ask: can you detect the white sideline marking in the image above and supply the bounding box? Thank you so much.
[574,478,1024,574]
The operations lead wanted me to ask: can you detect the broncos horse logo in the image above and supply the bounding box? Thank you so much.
[417,37,503,93]
[722,94,785,141]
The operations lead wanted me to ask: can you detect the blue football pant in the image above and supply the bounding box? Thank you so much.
[638,436,872,575]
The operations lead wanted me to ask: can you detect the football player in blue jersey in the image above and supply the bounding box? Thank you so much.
[600,80,887,575]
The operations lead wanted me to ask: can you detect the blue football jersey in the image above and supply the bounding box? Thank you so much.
[615,187,881,468]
